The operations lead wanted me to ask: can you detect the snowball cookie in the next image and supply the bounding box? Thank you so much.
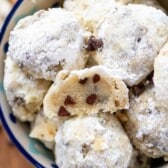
[154,42,168,109]
[43,66,129,118]
[64,0,124,31]
[130,0,166,12]
[4,57,51,122]
[30,109,66,147]
[128,149,150,168]
[8,8,88,80]
[95,5,168,86]
[125,86,168,158]
[55,114,133,168]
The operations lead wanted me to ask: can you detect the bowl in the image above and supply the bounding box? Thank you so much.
[0,1,168,168]
[0,0,62,167]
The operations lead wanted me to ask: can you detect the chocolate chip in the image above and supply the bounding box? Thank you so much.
[132,84,145,97]
[93,74,100,83]
[58,106,70,117]
[86,94,97,105]
[86,36,103,51]
[64,96,76,105]
[79,78,88,85]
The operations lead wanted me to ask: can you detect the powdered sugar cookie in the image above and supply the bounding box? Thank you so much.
[125,86,168,158]
[8,8,88,80]
[43,66,129,118]
[64,0,124,32]
[95,5,168,86]
[4,57,51,121]
[55,113,132,168]
[154,42,168,109]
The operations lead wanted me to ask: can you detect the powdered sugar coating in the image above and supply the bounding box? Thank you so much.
[55,114,132,168]
[8,8,88,80]
[43,66,129,118]
[64,0,124,32]
[95,5,168,86]
[4,57,51,121]
[154,42,168,109]
[125,87,168,158]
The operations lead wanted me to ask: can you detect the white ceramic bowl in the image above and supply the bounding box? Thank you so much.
[0,0,62,167]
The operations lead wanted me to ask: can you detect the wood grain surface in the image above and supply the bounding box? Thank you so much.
[0,124,33,168]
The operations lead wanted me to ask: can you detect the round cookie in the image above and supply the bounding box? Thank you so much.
[154,42,168,109]
[95,4,168,86]
[30,109,66,149]
[8,8,88,80]
[55,114,133,168]
[43,66,129,118]
[124,86,168,158]
[4,57,51,121]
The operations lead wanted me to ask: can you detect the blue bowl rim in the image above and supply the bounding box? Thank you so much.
[0,0,46,167]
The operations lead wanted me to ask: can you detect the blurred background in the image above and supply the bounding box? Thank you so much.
[0,0,32,167]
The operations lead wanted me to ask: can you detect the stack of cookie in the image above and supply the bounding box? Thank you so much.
[3,0,168,167]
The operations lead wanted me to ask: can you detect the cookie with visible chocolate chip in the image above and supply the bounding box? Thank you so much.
[4,57,51,121]
[95,4,168,86]
[43,66,129,118]
[55,113,133,168]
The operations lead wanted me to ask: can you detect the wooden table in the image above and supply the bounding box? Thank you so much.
[0,124,33,168]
